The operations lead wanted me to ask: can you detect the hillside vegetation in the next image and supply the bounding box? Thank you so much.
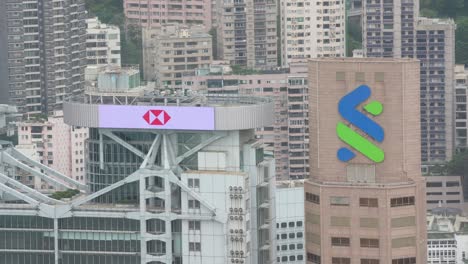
[420,0,468,65]
[85,0,142,67]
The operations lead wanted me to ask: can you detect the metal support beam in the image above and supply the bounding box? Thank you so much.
[7,149,87,190]
[0,172,64,205]
[0,182,39,206]
[70,171,140,208]
[99,131,104,170]
[102,130,145,158]
[1,152,76,190]
[175,133,225,165]
[140,134,161,169]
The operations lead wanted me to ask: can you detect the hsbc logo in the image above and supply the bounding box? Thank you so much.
[143,110,172,126]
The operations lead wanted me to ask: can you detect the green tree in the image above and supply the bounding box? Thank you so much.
[447,151,468,176]
[456,17,468,65]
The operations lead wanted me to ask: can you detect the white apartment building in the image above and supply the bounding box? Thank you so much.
[427,212,468,264]
[280,0,346,66]
[275,181,305,263]
[86,17,121,67]
[17,111,88,187]
[455,64,468,150]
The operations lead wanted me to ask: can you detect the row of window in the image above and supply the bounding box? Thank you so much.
[277,255,304,262]
[331,237,379,248]
[305,193,415,208]
[276,243,303,251]
[306,253,416,264]
[277,232,304,240]
[277,221,303,228]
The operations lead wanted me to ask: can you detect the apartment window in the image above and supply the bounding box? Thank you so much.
[332,258,351,264]
[188,178,200,188]
[390,196,415,207]
[360,238,379,248]
[307,253,321,264]
[189,242,201,251]
[296,221,303,227]
[427,182,442,187]
[355,72,365,81]
[331,237,350,247]
[391,216,415,228]
[330,196,349,206]
[391,257,416,264]
[188,200,200,209]
[375,72,385,82]
[336,72,345,81]
[446,181,460,187]
[306,192,320,204]
[361,259,379,264]
[360,198,378,207]
[188,221,201,230]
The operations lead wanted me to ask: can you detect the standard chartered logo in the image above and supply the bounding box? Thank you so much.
[336,85,385,163]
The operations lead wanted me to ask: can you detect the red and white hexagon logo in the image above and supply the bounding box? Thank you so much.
[142,110,171,126]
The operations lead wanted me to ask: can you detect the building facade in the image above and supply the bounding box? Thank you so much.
[17,111,88,186]
[362,0,456,163]
[124,0,212,29]
[455,64,468,150]
[183,63,309,180]
[280,0,346,66]
[86,17,121,67]
[0,90,277,264]
[427,211,468,264]
[216,0,277,69]
[1,0,87,115]
[275,181,306,263]
[425,175,464,210]
[304,58,427,263]
[142,24,212,88]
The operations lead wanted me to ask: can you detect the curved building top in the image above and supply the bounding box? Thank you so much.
[63,93,274,131]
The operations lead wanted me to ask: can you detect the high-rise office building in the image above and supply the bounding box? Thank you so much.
[362,0,456,163]
[304,58,427,263]
[216,0,278,69]
[123,0,212,29]
[0,75,277,263]
[0,0,87,116]
[279,0,346,66]
[86,17,121,67]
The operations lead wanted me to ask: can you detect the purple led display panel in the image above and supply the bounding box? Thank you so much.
[99,105,215,130]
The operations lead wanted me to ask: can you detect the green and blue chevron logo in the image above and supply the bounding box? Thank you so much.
[337,85,385,163]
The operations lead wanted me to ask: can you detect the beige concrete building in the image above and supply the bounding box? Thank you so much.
[305,58,427,264]
[425,175,464,210]
[216,0,277,69]
[142,24,212,88]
